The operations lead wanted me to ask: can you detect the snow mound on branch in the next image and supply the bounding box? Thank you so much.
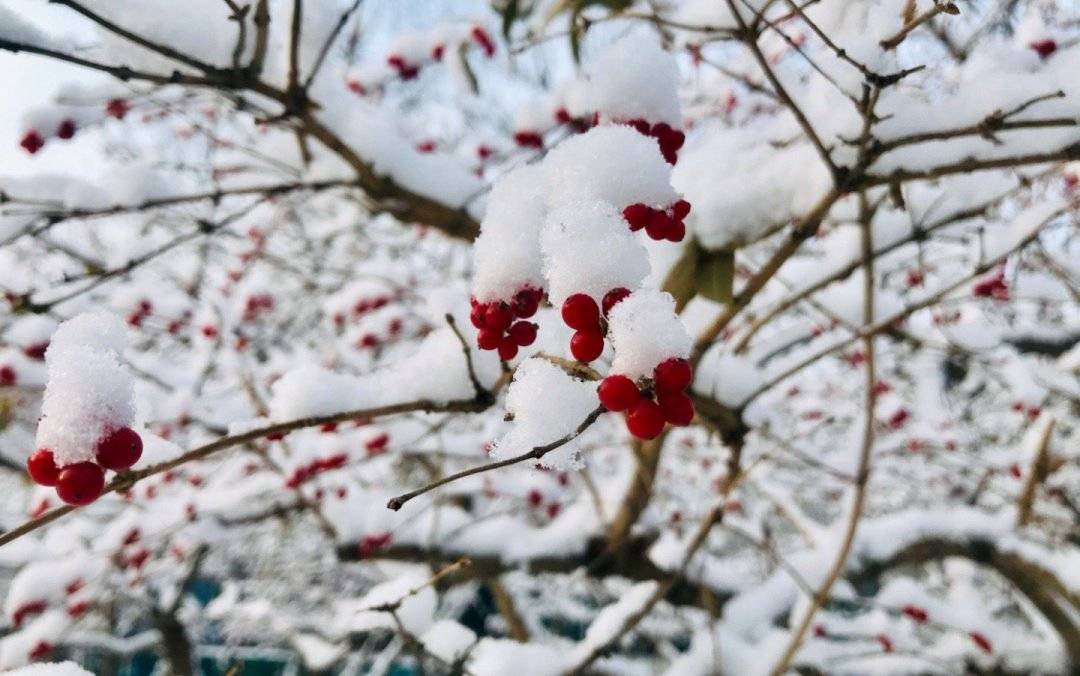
[6,662,92,676]
[472,164,549,302]
[269,365,364,421]
[571,581,658,662]
[4,555,106,625]
[543,126,678,210]
[673,128,831,250]
[470,638,574,676]
[421,620,476,663]
[0,6,65,50]
[540,200,650,306]
[587,32,680,126]
[491,358,598,470]
[36,313,136,466]
[0,611,70,670]
[608,291,692,379]
[348,572,436,636]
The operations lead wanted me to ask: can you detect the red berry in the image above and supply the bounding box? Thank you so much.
[513,130,544,148]
[509,321,537,347]
[20,130,44,154]
[498,336,519,361]
[470,303,488,328]
[477,327,501,350]
[645,210,670,240]
[511,288,541,318]
[27,449,60,486]
[626,400,665,440]
[0,364,16,385]
[658,391,695,426]
[95,427,143,470]
[570,330,604,362]
[667,129,686,150]
[602,288,631,316]
[665,219,686,242]
[969,631,993,654]
[484,303,513,331]
[597,375,640,412]
[56,119,76,140]
[1030,39,1057,58]
[654,358,693,393]
[901,605,928,623]
[55,462,106,506]
[106,98,129,119]
[672,199,692,219]
[561,294,600,330]
[622,203,650,231]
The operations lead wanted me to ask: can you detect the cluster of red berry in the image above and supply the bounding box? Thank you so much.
[622,199,691,242]
[284,452,348,489]
[560,289,630,363]
[471,286,542,360]
[625,118,685,164]
[597,358,695,439]
[19,118,74,155]
[242,293,275,322]
[27,427,143,506]
[358,531,393,559]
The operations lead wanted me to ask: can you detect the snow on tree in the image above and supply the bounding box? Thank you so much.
[0,0,1077,674]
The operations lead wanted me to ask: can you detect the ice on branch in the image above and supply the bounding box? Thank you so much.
[491,358,598,469]
[607,291,692,380]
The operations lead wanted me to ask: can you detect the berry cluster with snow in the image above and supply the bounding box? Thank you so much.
[0,1,1078,674]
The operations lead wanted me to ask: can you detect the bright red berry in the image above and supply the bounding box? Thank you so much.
[969,631,993,654]
[645,210,670,240]
[477,327,502,350]
[570,330,604,362]
[20,130,44,154]
[511,288,541,318]
[658,391,695,426]
[1030,39,1057,58]
[665,219,686,242]
[597,375,640,412]
[27,449,60,486]
[0,364,16,385]
[55,462,106,506]
[509,321,537,347]
[561,294,600,330]
[626,400,665,440]
[654,358,693,393]
[622,203,650,231]
[95,427,143,470]
[901,605,929,623]
[602,288,631,316]
[672,199,692,219]
[498,336,519,361]
[484,303,513,331]
[470,303,487,328]
[56,119,76,140]
[106,98,130,119]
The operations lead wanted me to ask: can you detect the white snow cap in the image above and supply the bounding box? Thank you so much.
[607,291,692,379]
[542,125,679,211]
[491,358,599,469]
[6,662,92,676]
[472,164,549,302]
[540,200,650,306]
[36,313,136,466]
[587,31,681,126]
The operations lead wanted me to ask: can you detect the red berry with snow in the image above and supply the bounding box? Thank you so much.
[95,426,143,470]
[570,330,604,362]
[509,321,537,347]
[602,288,631,316]
[622,203,650,231]
[626,400,665,440]
[597,375,640,412]
[511,287,542,318]
[485,302,513,331]
[477,327,502,351]
[653,358,693,393]
[55,462,106,506]
[561,294,600,330]
[27,448,60,486]
[498,336,519,361]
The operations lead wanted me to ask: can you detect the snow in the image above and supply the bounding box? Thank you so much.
[472,164,549,302]
[491,358,599,469]
[607,291,692,380]
[540,200,650,306]
[420,619,476,663]
[469,637,574,676]
[35,313,136,466]
[542,125,678,210]
[571,581,658,662]
[348,571,437,637]
[586,31,681,126]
